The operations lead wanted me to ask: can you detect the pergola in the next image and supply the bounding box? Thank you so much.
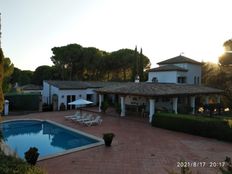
[95,82,224,122]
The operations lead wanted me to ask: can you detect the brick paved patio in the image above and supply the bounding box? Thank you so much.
[3,110,232,174]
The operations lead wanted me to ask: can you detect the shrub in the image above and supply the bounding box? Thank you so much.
[101,100,109,113]
[59,103,65,111]
[219,156,232,174]
[0,150,45,174]
[42,103,53,111]
[178,104,193,114]
[152,112,232,142]
[114,102,121,114]
[24,147,39,165]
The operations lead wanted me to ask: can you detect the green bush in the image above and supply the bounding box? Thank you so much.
[152,112,232,142]
[219,156,232,174]
[0,150,45,174]
[42,103,53,111]
[101,100,109,113]
[59,103,65,111]
[114,102,121,114]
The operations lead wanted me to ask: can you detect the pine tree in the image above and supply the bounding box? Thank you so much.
[139,48,144,81]
[131,46,138,81]
[0,13,5,114]
[0,48,4,113]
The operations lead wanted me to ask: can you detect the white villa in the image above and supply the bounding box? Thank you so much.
[42,55,223,122]
[148,55,201,84]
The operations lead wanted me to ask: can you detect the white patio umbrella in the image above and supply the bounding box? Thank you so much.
[68,99,93,115]
[68,99,93,106]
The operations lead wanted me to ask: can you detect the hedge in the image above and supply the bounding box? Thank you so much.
[5,93,41,111]
[152,113,232,142]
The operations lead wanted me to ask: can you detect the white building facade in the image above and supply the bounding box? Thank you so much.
[148,55,202,85]
[42,81,99,110]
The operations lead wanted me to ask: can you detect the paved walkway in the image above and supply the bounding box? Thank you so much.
[2,110,232,174]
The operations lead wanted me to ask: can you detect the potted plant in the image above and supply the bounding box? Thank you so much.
[24,147,39,165]
[101,100,109,113]
[103,133,115,147]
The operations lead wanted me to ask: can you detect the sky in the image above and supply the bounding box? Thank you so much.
[0,0,232,71]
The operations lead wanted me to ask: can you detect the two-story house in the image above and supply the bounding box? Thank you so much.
[148,55,202,85]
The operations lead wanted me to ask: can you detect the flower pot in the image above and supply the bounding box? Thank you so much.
[103,133,115,147]
[104,139,113,147]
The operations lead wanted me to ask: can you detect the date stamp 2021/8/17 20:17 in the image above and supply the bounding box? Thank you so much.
[177,161,225,168]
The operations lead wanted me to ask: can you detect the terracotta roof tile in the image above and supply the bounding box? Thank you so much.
[95,83,223,97]
[157,55,202,65]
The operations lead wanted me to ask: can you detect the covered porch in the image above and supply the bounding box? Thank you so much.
[95,83,224,122]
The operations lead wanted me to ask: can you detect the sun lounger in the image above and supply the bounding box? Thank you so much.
[75,114,93,124]
[69,114,82,121]
[70,112,88,121]
[64,111,81,120]
[83,116,102,126]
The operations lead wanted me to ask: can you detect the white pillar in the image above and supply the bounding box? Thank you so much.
[190,96,196,114]
[149,99,155,123]
[205,96,209,105]
[4,100,9,116]
[98,94,103,112]
[172,97,178,114]
[216,95,221,104]
[120,96,125,117]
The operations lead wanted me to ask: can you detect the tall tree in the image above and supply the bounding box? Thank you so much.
[139,48,144,81]
[131,46,138,81]
[0,48,4,112]
[2,57,14,92]
[10,68,33,86]
[51,44,83,80]
[219,38,232,66]
[50,43,151,82]
[223,39,232,51]
[32,65,53,85]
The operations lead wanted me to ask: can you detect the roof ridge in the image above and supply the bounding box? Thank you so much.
[157,55,202,65]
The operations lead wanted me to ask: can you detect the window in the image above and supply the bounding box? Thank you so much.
[152,77,158,83]
[177,76,186,83]
[197,76,200,84]
[194,76,196,84]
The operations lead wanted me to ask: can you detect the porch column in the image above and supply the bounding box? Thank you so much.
[205,96,209,105]
[216,95,221,104]
[98,94,103,112]
[120,96,125,117]
[149,99,155,123]
[190,96,196,114]
[172,97,178,114]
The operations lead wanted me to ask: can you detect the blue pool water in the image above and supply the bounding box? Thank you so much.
[1,120,102,159]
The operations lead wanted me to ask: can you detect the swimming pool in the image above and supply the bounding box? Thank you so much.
[0,119,103,160]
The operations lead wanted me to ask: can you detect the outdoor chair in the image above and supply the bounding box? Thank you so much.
[64,111,81,120]
[74,114,93,124]
[83,116,102,126]
[70,112,88,122]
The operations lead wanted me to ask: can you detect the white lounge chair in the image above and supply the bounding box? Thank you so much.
[70,112,88,121]
[64,111,81,120]
[83,116,102,126]
[75,114,93,124]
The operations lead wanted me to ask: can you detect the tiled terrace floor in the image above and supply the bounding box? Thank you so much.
[3,109,232,174]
